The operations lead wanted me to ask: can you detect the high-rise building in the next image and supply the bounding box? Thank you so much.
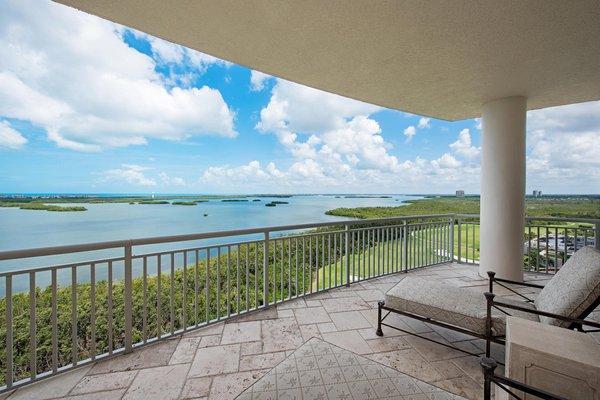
[456,190,465,197]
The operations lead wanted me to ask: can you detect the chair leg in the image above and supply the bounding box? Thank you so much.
[484,292,495,358]
[376,301,384,336]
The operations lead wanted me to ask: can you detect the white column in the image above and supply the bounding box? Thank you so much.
[479,96,527,281]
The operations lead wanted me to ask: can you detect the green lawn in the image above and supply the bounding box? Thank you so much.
[313,232,451,290]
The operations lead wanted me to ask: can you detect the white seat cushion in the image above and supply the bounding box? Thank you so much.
[385,276,538,336]
[535,246,600,327]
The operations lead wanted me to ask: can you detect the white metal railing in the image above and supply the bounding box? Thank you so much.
[0,214,454,391]
[1,213,596,391]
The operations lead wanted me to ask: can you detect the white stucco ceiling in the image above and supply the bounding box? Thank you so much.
[55,0,600,120]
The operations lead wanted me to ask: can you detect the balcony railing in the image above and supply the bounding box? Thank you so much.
[455,215,599,273]
[0,214,597,392]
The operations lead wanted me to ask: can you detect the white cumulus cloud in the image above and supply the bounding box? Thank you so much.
[0,120,27,149]
[418,117,430,129]
[450,129,480,159]
[403,126,416,141]
[249,70,272,92]
[0,0,237,152]
[100,164,157,187]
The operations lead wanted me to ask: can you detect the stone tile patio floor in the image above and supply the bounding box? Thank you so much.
[6,263,588,400]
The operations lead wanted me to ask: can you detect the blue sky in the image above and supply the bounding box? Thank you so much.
[1,1,598,195]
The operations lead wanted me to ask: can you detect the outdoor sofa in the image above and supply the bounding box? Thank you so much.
[376,246,600,358]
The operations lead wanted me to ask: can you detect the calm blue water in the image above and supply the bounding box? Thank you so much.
[0,195,417,292]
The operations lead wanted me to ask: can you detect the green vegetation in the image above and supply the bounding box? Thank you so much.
[0,240,326,385]
[270,201,289,204]
[0,202,86,212]
[326,197,600,219]
[138,200,170,205]
[171,201,197,206]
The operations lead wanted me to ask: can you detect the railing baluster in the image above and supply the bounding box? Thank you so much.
[301,237,306,295]
[90,263,96,358]
[108,261,114,354]
[527,223,532,271]
[217,247,221,319]
[545,228,549,273]
[206,249,210,321]
[327,234,331,289]
[263,233,269,306]
[157,255,162,339]
[170,252,175,334]
[226,247,231,316]
[309,236,313,292]
[465,222,469,263]
[71,266,78,365]
[315,237,319,291]
[363,229,367,278]
[344,225,350,286]
[333,233,337,287]
[254,244,258,309]
[457,218,462,263]
[6,275,13,388]
[183,251,188,331]
[554,228,558,272]
[295,238,299,296]
[246,244,250,311]
[281,240,285,299]
[194,250,199,327]
[472,222,476,263]
[51,269,58,373]
[536,226,540,272]
[29,271,36,380]
[124,244,133,352]
[142,257,147,343]
[236,246,240,314]
[273,240,278,302]
[289,239,292,298]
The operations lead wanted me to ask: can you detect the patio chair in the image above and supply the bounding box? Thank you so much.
[376,246,600,358]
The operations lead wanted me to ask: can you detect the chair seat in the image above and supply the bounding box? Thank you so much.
[385,277,538,336]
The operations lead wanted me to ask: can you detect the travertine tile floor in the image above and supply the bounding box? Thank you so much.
[5,263,596,400]
[238,336,467,399]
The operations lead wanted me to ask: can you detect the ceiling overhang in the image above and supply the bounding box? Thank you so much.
[55,0,600,120]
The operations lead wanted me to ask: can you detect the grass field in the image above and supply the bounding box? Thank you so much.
[313,231,452,290]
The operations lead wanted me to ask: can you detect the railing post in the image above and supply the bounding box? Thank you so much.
[263,231,270,305]
[449,216,455,263]
[124,242,133,353]
[345,224,351,286]
[480,357,497,400]
[403,220,408,272]
[595,222,600,251]
[457,217,462,263]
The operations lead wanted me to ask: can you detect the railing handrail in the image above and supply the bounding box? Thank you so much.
[455,214,600,225]
[0,214,455,262]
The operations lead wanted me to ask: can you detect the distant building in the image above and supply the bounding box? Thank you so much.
[456,190,465,197]
[532,190,542,197]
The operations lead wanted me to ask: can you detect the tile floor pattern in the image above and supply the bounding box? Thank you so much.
[3,263,597,400]
[237,336,467,399]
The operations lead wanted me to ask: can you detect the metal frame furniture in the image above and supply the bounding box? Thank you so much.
[377,246,600,359]
[483,270,600,359]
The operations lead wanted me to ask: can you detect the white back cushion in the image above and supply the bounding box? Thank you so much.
[535,246,600,326]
